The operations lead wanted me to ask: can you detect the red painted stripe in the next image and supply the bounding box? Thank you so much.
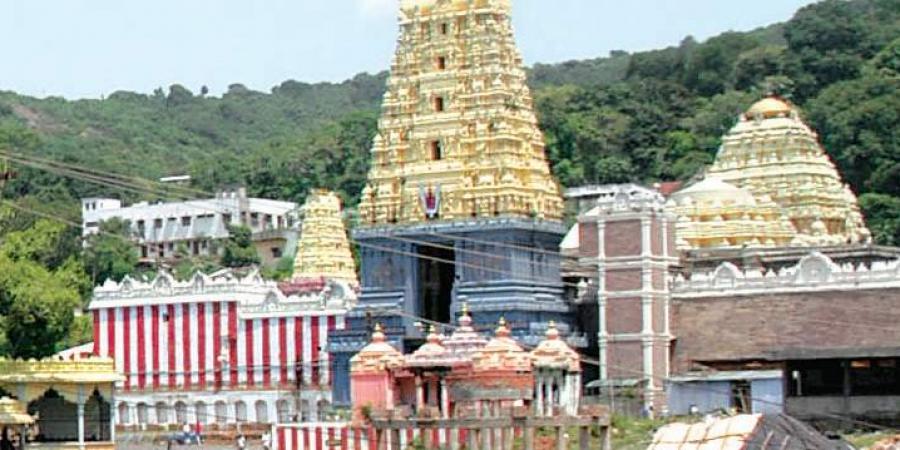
[182,304,192,389]
[279,318,288,386]
[197,303,206,388]
[123,307,131,391]
[431,429,438,448]
[278,427,286,450]
[92,310,100,356]
[368,427,376,450]
[213,303,222,388]
[327,428,336,450]
[262,318,271,387]
[106,309,115,359]
[294,317,303,384]
[290,428,298,450]
[406,429,413,446]
[303,428,310,450]
[228,303,238,385]
[246,319,255,387]
[354,427,362,450]
[310,316,320,385]
[136,306,146,389]
[168,304,177,387]
[315,427,323,450]
[152,305,160,389]
[341,427,349,450]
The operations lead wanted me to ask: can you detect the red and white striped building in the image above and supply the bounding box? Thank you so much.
[88,270,356,427]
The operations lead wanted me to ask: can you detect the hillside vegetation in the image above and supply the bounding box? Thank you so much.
[0,0,896,358]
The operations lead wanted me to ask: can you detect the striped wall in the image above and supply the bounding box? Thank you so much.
[92,301,345,392]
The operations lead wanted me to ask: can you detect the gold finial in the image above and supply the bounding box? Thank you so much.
[461,302,469,315]
[498,317,507,327]
[429,324,437,334]
[548,321,557,329]
[374,323,383,333]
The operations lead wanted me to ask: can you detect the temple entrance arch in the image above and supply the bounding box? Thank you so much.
[28,388,78,442]
[84,389,111,441]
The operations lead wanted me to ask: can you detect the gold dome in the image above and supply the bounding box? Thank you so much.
[745,97,794,119]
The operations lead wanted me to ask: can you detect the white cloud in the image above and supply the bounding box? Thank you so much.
[359,0,396,17]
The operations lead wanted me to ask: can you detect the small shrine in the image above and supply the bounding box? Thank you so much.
[291,189,358,286]
[347,308,609,450]
[0,357,122,450]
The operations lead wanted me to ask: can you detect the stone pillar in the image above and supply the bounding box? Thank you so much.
[481,425,492,450]
[415,376,425,412]
[535,374,545,416]
[77,385,86,450]
[110,388,117,443]
[440,379,450,419]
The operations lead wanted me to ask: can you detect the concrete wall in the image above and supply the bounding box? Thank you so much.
[786,396,900,421]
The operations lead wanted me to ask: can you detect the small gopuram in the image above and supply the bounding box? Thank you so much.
[290,190,358,286]
[706,96,870,246]
[336,0,573,406]
[346,309,609,450]
[0,357,122,450]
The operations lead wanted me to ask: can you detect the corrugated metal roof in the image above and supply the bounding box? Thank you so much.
[668,370,782,383]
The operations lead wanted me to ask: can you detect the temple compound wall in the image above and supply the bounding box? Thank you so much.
[671,253,900,421]
[87,270,356,428]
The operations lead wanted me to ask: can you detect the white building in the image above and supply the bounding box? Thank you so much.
[82,188,299,264]
[88,269,358,428]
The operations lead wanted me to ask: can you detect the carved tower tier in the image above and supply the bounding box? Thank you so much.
[330,0,575,405]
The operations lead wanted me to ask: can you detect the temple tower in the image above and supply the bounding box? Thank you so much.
[707,97,870,246]
[292,189,358,285]
[332,0,572,405]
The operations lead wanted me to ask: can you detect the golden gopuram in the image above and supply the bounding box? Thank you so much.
[291,189,358,285]
[332,0,577,405]
[706,97,871,246]
[0,357,122,450]
[358,0,564,225]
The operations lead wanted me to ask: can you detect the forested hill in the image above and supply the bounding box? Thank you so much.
[0,0,897,244]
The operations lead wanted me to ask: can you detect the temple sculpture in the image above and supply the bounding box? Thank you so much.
[292,189,359,285]
[707,97,870,246]
[332,0,575,406]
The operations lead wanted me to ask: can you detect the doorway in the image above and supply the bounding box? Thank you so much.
[416,244,455,326]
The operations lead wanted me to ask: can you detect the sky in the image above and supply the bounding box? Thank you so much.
[0,0,818,99]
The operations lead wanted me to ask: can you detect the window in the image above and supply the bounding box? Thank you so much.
[437,56,447,70]
[235,401,247,423]
[440,23,448,35]
[255,400,269,424]
[434,96,445,112]
[272,247,283,259]
[222,213,232,224]
[137,220,145,232]
[430,141,443,161]
[154,219,163,229]
[181,216,192,226]
[155,402,170,424]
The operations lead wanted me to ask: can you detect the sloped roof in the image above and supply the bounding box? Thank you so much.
[647,414,846,450]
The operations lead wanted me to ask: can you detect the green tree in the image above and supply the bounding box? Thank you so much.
[82,218,139,285]
[222,224,260,268]
[0,220,85,359]
[860,194,900,246]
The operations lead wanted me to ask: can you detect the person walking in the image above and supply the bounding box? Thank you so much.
[261,431,272,450]
[236,434,246,450]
